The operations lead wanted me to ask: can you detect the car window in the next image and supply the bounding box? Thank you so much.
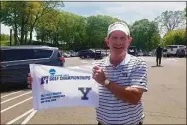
[87,50,91,53]
[167,46,178,49]
[79,50,84,53]
[163,49,167,52]
[1,49,34,62]
[88,50,94,53]
[57,51,62,57]
[33,49,53,59]
[128,47,136,53]
[179,45,185,48]
[83,50,88,53]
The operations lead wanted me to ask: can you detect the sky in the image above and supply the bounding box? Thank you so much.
[1,1,186,39]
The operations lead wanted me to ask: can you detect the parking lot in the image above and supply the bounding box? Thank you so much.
[1,56,186,124]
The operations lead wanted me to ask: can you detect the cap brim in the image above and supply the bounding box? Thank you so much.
[107,28,129,37]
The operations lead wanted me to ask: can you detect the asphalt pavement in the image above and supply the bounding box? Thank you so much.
[1,56,186,124]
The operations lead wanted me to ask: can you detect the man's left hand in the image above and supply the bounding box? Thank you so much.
[92,65,106,85]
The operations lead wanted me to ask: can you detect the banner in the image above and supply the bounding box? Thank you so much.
[29,64,99,110]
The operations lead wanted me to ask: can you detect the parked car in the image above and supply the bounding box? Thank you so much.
[127,46,138,56]
[62,51,71,58]
[137,50,143,56]
[150,49,156,56]
[78,49,103,59]
[68,50,78,57]
[163,48,168,57]
[176,47,186,57]
[165,45,186,57]
[1,45,65,86]
[148,51,152,56]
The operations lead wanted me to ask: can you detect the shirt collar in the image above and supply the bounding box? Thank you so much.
[105,53,131,67]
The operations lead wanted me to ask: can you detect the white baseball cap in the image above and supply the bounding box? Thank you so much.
[107,22,130,37]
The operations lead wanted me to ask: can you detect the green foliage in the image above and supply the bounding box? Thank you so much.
[0,1,64,45]
[0,34,15,46]
[162,29,186,46]
[86,15,121,49]
[130,19,161,51]
[1,1,185,51]
[1,34,9,41]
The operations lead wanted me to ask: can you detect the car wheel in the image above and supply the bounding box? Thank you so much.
[181,50,185,57]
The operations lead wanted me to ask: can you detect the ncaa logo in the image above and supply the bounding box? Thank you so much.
[49,69,56,75]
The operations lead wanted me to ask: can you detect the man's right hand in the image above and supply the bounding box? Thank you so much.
[27,73,32,88]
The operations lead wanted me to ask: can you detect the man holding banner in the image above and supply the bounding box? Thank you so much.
[28,22,148,125]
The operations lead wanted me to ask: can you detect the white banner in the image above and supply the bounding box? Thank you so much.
[29,64,99,110]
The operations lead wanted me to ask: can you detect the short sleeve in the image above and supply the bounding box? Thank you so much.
[129,60,148,92]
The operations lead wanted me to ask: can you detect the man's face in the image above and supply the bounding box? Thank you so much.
[106,30,132,54]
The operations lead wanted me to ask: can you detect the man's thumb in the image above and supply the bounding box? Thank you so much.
[93,65,100,70]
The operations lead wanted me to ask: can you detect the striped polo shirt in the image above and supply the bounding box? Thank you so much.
[95,53,148,124]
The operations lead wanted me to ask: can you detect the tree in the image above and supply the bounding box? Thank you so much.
[86,15,121,49]
[0,1,64,45]
[162,29,186,46]
[35,10,87,50]
[35,10,60,44]
[27,1,64,44]
[155,10,185,33]
[130,19,161,51]
[35,13,123,50]
[0,1,21,45]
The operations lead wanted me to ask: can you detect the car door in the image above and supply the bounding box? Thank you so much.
[1,49,35,84]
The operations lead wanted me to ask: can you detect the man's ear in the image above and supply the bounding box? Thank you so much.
[105,37,108,42]
[128,36,133,44]
[105,37,109,47]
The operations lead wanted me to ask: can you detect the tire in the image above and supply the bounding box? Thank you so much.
[181,50,185,57]
[177,50,185,58]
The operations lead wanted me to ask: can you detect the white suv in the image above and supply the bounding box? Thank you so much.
[166,45,186,57]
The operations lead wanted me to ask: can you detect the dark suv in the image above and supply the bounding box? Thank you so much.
[127,46,138,56]
[78,49,103,59]
[0,45,65,86]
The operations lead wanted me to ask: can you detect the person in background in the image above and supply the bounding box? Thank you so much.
[156,45,163,66]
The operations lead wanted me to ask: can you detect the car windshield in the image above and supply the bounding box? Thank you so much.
[167,46,178,49]
[128,47,136,52]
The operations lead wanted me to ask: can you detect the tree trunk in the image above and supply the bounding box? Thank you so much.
[20,14,25,45]
[24,31,28,44]
[13,9,18,45]
[41,32,44,43]
[13,28,18,45]
[29,29,33,44]
[20,2,27,45]
[41,26,45,43]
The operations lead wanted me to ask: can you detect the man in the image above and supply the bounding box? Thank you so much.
[27,22,148,125]
[156,45,163,66]
[92,22,148,125]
